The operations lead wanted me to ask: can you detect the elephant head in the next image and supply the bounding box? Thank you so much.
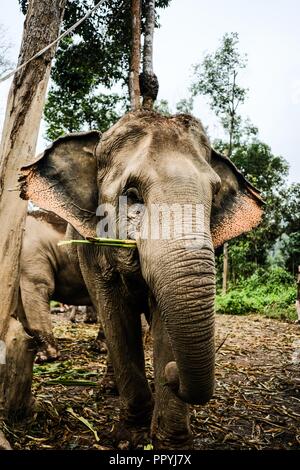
[19,111,263,405]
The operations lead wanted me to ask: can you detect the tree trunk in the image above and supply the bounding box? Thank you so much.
[141,0,158,109]
[143,0,155,77]
[296,266,300,323]
[222,242,229,294]
[129,0,141,110]
[0,0,66,448]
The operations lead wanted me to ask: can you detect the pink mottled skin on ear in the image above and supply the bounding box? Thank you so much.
[211,194,263,248]
[21,168,95,239]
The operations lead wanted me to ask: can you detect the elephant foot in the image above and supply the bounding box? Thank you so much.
[151,430,193,450]
[151,414,193,450]
[112,421,151,450]
[112,402,154,449]
[35,344,60,364]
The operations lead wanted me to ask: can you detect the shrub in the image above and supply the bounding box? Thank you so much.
[216,266,296,320]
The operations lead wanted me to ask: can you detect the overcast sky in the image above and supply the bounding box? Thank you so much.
[0,0,299,183]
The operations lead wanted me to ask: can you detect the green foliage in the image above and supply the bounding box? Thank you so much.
[274,183,300,274]
[230,140,289,266]
[191,31,298,279]
[216,267,296,320]
[266,192,300,273]
[191,32,248,154]
[18,0,172,137]
[278,232,300,275]
[45,89,125,140]
[215,239,258,283]
[154,97,194,116]
[154,98,193,116]
[154,99,172,115]
[225,146,300,276]
[281,183,300,234]
[201,33,298,304]
[175,97,194,114]
[229,141,289,193]
[214,136,291,283]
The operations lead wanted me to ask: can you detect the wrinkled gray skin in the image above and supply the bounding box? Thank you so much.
[20,210,92,362]
[20,111,263,448]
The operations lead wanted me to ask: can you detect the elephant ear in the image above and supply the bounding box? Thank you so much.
[19,131,101,238]
[210,148,264,248]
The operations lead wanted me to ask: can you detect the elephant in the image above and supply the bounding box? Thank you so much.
[69,305,98,323]
[20,209,94,362]
[19,111,263,448]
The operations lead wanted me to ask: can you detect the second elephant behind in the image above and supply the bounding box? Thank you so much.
[20,209,94,362]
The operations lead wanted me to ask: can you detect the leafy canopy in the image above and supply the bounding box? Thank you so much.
[190,32,296,278]
[18,0,172,139]
[191,32,248,153]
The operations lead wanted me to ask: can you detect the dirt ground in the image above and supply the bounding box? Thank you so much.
[6,313,300,450]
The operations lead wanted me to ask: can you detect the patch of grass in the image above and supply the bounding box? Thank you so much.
[216,267,297,321]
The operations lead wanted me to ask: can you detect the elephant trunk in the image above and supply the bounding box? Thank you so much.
[143,235,215,405]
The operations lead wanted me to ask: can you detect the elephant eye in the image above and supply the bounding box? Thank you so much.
[125,187,143,205]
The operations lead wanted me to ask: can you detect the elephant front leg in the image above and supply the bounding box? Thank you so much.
[151,306,192,449]
[96,284,154,443]
[20,278,60,363]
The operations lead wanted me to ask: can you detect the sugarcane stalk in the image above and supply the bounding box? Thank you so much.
[58,238,137,248]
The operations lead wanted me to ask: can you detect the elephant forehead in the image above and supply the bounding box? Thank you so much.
[100,134,156,199]
[148,156,201,192]
[99,134,212,202]
[98,112,209,162]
